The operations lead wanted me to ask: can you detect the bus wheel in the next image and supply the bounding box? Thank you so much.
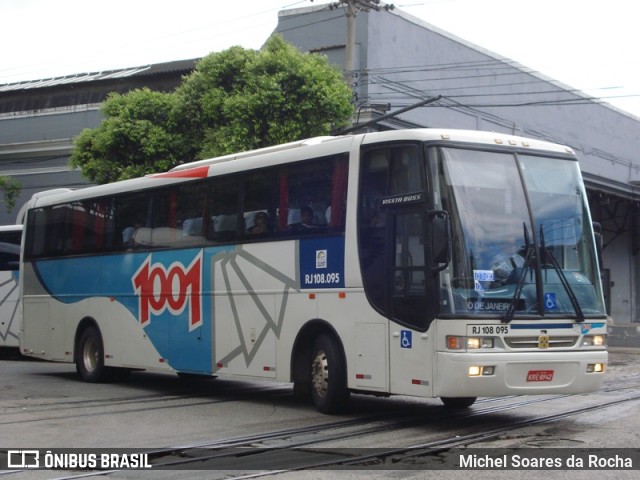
[440,396,476,408]
[310,334,349,414]
[76,326,109,383]
[293,380,311,401]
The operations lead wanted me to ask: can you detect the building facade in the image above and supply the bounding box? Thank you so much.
[0,60,196,224]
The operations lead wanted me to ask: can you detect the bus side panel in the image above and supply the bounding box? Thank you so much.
[388,323,435,397]
[21,255,187,372]
[0,270,20,348]
[42,295,172,372]
[213,291,278,378]
[111,248,215,373]
[211,241,299,380]
[21,262,56,358]
[21,299,53,358]
[0,225,22,348]
[22,236,386,386]
[21,262,76,363]
[315,293,389,393]
[209,238,381,389]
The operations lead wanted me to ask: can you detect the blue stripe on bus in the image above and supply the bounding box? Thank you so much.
[510,323,574,329]
[510,323,605,330]
[32,246,235,375]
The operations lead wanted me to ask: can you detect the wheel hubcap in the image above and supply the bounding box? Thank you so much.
[83,338,98,373]
[311,350,329,398]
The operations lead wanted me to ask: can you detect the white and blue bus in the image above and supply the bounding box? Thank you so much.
[1,224,23,348]
[20,129,607,412]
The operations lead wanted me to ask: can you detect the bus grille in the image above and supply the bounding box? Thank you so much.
[505,336,578,349]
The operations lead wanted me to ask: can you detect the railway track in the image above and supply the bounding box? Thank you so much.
[144,378,640,474]
[0,358,640,480]
[8,373,636,479]
[0,382,293,427]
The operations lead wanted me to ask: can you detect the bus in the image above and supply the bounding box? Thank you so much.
[19,129,607,413]
[1,224,22,348]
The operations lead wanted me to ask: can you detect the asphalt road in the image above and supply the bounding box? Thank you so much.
[1,347,639,479]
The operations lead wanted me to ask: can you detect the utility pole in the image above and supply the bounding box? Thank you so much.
[320,1,395,96]
[344,1,357,91]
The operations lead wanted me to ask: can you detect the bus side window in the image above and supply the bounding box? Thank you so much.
[282,155,348,234]
[66,199,112,254]
[243,171,276,238]
[0,245,19,271]
[209,179,240,243]
[152,182,208,247]
[115,193,149,250]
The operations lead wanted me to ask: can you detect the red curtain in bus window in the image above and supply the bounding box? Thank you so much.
[279,174,289,231]
[329,157,348,228]
[71,205,86,253]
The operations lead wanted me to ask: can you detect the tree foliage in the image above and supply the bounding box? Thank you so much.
[70,36,354,183]
[70,88,185,184]
[177,35,354,158]
[0,176,21,213]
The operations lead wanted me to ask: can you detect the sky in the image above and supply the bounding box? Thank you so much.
[1,0,639,117]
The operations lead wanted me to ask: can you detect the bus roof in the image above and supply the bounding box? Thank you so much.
[169,135,341,172]
[25,129,575,209]
[359,128,575,155]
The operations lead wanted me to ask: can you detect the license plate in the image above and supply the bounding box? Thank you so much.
[526,370,554,382]
[466,324,510,336]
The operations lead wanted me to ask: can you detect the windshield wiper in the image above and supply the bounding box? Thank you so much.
[503,223,534,324]
[539,227,585,322]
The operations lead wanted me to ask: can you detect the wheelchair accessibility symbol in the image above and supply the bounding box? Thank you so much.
[544,292,558,310]
[401,330,412,349]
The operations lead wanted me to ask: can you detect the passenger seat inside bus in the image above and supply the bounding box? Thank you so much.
[210,214,240,242]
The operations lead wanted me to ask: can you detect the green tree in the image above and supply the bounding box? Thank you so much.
[70,88,187,184]
[0,176,21,214]
[176,35,354,158]
[70,36,354,183]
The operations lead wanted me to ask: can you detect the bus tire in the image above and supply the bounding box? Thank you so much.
[76,326,110,383]
[310,334,349,414]
[440,396,476,408]
[293,380,311,401]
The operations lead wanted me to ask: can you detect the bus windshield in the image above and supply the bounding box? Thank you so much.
[436,147,605,319]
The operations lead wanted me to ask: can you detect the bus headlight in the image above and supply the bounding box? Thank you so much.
[587,363,605,373]
[468,365,481,376]
[468,365,495,376]
[467,337,494,349]
[583,335,606,347]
